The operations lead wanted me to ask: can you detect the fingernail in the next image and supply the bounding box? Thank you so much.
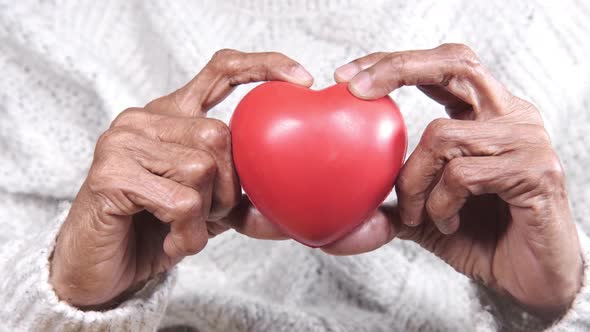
[405,218,423,227]
[349,71,372,96]
[334,63,360,81]
[290,66,313,84]
[401,208,422,227]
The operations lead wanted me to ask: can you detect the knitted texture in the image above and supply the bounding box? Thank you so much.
[0,1,589,331]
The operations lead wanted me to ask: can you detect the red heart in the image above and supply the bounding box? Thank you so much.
[230,82,407,247]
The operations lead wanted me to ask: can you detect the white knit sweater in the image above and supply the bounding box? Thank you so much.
[0,1,589,331]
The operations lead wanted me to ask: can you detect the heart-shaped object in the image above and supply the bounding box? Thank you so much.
[230,82,407,247]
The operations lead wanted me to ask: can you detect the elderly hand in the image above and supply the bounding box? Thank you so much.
[328,44,583,318]
[50,50,312,309]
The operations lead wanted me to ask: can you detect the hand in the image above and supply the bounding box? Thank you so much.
[327,44,582,318]
[50,49,312,309]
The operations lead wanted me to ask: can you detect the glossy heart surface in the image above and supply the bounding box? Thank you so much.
[230,82,407,247]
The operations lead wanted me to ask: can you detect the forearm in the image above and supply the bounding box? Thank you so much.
[0,202,175,330]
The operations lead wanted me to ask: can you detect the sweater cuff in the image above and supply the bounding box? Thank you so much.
[473,226,590,331]
[0,201,176,331]
[547,226,590,331]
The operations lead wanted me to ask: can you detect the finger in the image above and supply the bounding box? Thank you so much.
[206,221,230,238]
[416,85,473,120]
[333,52,388,82]
[96,128,216,254]
[112,110,239,219]
[100,127,217,190]
[320,205,401,255]
[219,195,288,240]
[348,44,510,120]
[425,156,514,234]
[135,173,209,258]
[135,141,216,230]
[396,119,545,227]
[333,51,472,117]
[148,49,313,117]
[92,159,209,258]
[129,138,229,241]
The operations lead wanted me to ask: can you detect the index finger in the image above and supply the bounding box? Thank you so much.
[340,44,511,120]
[168,49,313,117]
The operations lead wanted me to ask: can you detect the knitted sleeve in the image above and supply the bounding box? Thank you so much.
[472,227,590,331]
[0,201,176,331]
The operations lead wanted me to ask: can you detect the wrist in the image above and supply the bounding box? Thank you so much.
[49,221,118,310]
[49,250,101,309]
[49,255,135,311]
[520,252,584,321]
[50,272,142,311]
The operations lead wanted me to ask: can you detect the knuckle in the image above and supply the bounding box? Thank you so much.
[537,128,552,146]
[395,171,413,194]
[440,44,482,77]
[95,129,120,151]
[212,48,238,59]
[523,150,567,216]
[172,190,203,218]
[266,51,287,60]
[422,118,453,149]
[512,98,544,125]
[86,167,106,194]
[425,198,442,222]
[87,156,119,194]
[199,119,231,151]
[386,52,411,76]
[512,97,535,111]
[182,150,217,181]
[513,124,550,147]
[396,171,426,202]
[445,158,468,186]
[531,125,552,145]
[110,107,144,128]
[96,127,140,151]
[539,152,566,187]
[210,48,241,74]
[441,43,480,62]
[95,130,113,151]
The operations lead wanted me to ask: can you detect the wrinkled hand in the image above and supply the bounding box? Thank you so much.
[50,50,312,309]
[327,44,582,318]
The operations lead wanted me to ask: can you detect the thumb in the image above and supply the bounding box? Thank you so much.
[220,195,289,240]
[320,204,402,255]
